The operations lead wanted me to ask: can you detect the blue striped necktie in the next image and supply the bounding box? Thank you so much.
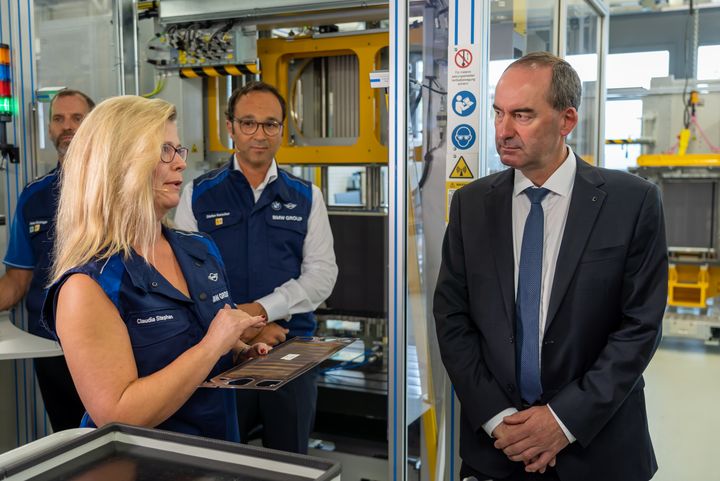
[517,187,550,404]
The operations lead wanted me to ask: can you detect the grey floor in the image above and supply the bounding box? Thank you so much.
[645,337,720,481]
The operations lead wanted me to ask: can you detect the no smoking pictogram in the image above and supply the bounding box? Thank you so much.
[454,49,473,68]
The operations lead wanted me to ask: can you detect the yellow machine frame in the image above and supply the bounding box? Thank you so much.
[637,153,720,167]
[668,263,720,308]
[258,32,389,165]
[637,152,720,310]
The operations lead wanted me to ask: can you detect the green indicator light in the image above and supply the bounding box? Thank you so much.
[0,96,16,116]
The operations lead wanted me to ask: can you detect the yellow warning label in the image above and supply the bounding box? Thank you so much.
[445,181,471,223]
[449,156,474,179]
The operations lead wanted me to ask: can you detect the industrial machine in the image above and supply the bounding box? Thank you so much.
[137,3,425,479]
[632,83,720,344]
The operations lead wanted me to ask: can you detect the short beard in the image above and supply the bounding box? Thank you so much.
[54,140,69,158]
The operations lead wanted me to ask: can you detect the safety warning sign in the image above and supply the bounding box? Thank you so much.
[445,181,470,222]
[454,49,473,69]
[449,156,474,179]
[445,0,482,223]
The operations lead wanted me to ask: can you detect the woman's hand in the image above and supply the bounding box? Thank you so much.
[245,342,272,359]
[203,304,266,357]
[233,341,272,363]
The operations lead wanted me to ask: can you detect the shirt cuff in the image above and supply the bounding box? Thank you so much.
[482,408,518,438]
[256,291,290,323]
[548,404,576,444]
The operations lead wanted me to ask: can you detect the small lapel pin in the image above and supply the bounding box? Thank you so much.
[591,196,597,202]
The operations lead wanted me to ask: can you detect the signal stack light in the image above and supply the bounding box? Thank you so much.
[0,43,18,163]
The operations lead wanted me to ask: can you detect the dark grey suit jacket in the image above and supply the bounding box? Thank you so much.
[434,158,667,481]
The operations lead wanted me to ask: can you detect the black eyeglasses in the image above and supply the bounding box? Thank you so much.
[232,117,283,137]
[161,143,189,163]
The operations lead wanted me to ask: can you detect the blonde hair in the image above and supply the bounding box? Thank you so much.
[51,95,176,284]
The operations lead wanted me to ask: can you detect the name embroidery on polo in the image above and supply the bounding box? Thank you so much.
[136,313,175,325]
[205,211,231,226]
[29,220,48,233]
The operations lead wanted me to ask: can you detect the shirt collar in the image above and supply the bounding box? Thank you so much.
[165,225,210,262]
[513,146,577,198]
[123,225,209,295]
[232,154,278,189]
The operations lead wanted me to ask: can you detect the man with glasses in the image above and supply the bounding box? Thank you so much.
[175,81,337,454]
[0,88,94,432]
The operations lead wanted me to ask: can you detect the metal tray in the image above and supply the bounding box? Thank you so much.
[0,423,340,481]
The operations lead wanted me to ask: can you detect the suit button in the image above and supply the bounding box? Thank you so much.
[506,384,515,393]
[199,292,207,301]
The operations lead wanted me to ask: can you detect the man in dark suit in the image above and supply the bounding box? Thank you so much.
[433,52,667,481]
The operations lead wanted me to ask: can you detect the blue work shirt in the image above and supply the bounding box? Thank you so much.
[42,226,239,442]
[190,159,315,337]
[3,168,59,338]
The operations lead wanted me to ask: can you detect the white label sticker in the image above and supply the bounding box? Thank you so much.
[281,354,300,361]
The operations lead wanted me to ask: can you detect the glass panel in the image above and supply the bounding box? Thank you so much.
[487,0,556,175]
[566,0,600,164]
[34,0,120,173]
[405,10,430,481]
[697,45,720,80]
[607,51,669,89]
[403,3,450,480]
[604,99,642,171]
[327,166,365,207]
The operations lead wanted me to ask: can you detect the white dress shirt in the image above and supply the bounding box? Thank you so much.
[482,147,577,443]
[174,157,338,323]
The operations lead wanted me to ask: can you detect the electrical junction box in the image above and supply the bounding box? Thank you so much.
[148,24,257,69]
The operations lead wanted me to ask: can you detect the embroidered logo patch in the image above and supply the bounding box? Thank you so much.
[208,272,218,282]
[271,201,282,211]
[215,217,223,226]
[212,290,229,303]
[271,215,303,222]
[284,202,297,210]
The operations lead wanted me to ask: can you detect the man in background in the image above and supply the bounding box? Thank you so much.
[0,88,95,431]
[175,81,337,453]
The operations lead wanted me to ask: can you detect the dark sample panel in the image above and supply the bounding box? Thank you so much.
[663,181,715,249]
[324,213,387,317]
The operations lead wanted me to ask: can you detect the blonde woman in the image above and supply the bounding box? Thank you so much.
[42,96,268,441]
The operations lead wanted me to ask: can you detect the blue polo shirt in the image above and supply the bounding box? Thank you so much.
[42,226,239,442]
[190,159,315,337]
[3,168,59,338]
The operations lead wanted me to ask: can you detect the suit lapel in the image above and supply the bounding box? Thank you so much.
[546,159,606,331]
[486,170,516,329]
